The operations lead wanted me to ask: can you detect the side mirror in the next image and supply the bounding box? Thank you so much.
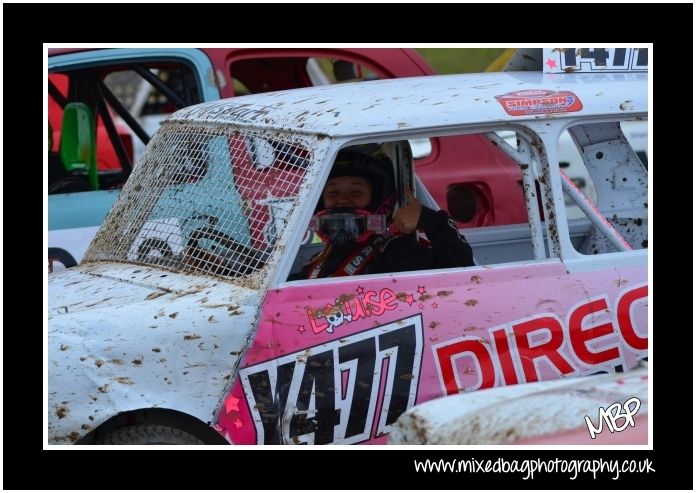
[60,103,98,190]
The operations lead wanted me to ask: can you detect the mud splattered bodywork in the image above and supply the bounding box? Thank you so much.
[48,263,258,442]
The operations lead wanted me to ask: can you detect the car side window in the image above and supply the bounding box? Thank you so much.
[559,120,648,255]
[289,131,549,281]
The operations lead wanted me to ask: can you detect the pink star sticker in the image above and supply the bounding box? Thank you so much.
[297,325,306,334]
[224,395,240,414]
[356,286,364,294]
[417,286,426,295]
[431,302,438,309]
[546,58,557,69]
[418,303,425,310]
[405,294,414,306]
[233,418,243,429]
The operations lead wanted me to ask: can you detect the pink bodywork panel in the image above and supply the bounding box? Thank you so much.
[216,262,647,444]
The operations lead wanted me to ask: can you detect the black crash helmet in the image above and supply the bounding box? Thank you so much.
[319,149,397,215]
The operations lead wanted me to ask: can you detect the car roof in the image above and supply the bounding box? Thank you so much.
[170,71,647,137]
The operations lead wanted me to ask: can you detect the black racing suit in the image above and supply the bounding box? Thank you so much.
[289,207,474,280]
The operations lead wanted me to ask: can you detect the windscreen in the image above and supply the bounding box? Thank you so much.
[84,122,316,288]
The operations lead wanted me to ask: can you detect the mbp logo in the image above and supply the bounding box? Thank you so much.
[584,397,641,439]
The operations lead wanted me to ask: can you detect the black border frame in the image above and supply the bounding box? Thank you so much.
[18,1,691,490]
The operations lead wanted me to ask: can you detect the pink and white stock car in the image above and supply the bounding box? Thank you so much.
[48,49,648,445]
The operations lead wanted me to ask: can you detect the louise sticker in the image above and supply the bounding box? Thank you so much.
[495,89,583,116]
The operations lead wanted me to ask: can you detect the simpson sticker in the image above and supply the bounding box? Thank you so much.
[495,89,583,116]
[239,315,424,444]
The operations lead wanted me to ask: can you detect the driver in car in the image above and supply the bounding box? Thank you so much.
[288,149,474,280]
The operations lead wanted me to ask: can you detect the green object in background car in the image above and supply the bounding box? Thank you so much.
[60,103,98,190]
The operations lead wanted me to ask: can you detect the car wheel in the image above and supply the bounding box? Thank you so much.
[94,424,204,445]
[48,247,77,269]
